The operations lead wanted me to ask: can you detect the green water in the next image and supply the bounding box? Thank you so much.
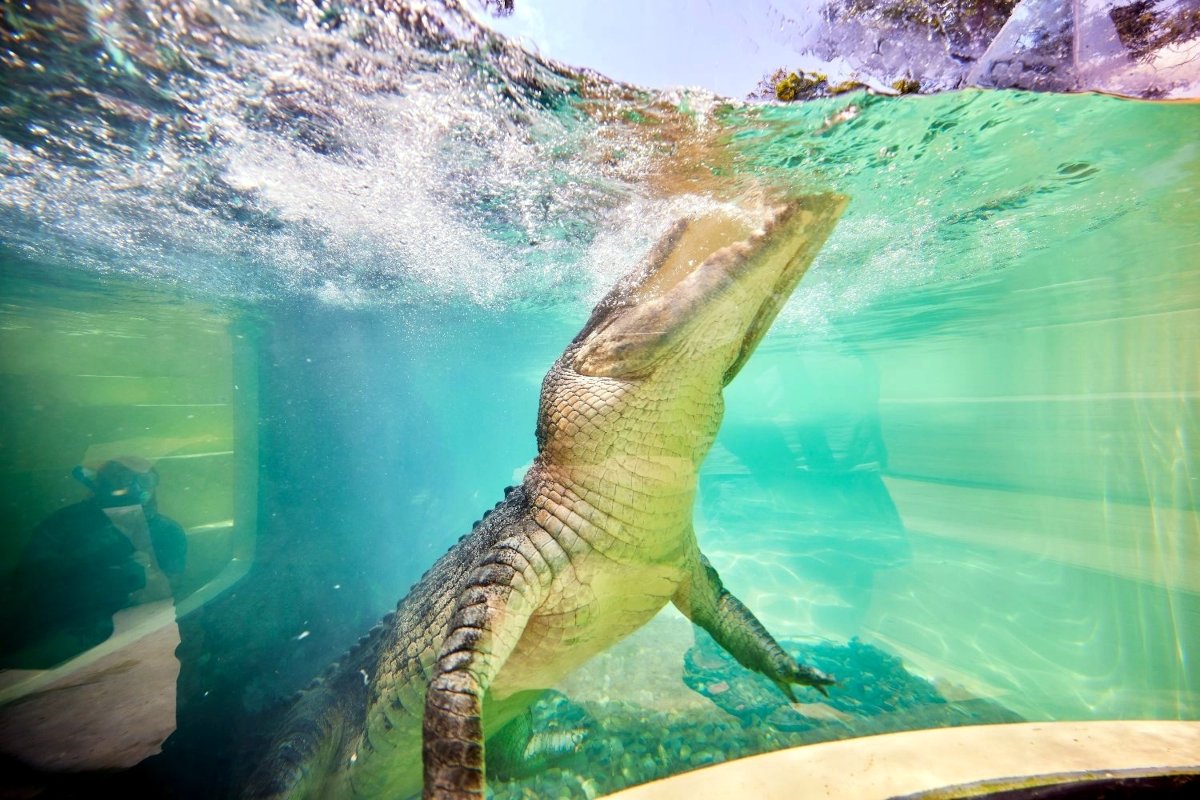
[710,90,1200,723]
[1,2,1198,796]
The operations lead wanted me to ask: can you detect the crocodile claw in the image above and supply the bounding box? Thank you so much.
[775,661,836,701]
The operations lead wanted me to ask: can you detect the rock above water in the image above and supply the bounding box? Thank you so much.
[755,0,1200,100]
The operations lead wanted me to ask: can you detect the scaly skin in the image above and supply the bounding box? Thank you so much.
[246,192,848,799]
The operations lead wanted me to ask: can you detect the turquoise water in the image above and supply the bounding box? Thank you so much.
[1,1,1197,797]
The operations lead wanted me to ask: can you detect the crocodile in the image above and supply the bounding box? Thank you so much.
[247,192,848,800]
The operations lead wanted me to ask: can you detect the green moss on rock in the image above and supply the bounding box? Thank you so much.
[774,70,836,102]
[829,79,868,95]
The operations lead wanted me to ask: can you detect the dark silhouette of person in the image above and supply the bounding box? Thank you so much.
[0,457,187,669]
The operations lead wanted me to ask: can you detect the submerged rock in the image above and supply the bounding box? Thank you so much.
[492,637,1022,799]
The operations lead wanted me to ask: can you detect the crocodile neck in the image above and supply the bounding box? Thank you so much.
[526,347,723,564]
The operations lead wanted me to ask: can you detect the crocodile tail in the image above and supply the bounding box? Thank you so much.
[243,668,363,799]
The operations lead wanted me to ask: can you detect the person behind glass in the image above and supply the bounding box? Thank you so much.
[0,456,187,669]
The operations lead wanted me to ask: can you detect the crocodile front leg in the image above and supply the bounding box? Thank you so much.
[422,535,549,800]
[673,550,834,701]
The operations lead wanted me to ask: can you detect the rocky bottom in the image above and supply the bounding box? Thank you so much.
[494,638,1023,800]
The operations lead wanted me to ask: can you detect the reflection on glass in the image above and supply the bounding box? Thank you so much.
[0,272,246,778]
[1,457,186,668]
